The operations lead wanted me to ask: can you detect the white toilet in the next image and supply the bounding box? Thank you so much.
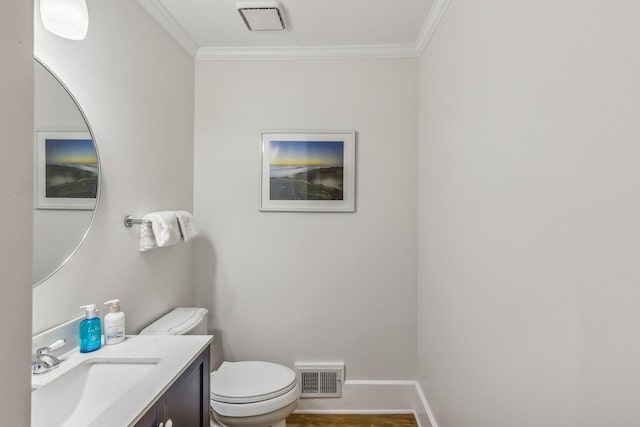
[140,307,300,427]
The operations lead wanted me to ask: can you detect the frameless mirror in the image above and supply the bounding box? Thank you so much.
[33,59,100,286]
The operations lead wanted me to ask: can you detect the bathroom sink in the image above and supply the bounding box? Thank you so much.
[31,358,159,427]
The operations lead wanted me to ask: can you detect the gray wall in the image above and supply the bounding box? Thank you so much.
[33,0,196,334]
[418,1,640,426]
[194,59,418,379]
[0,0,33,423]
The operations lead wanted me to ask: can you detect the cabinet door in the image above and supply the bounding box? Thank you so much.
[133,400,160,427]
[161,347,210,427]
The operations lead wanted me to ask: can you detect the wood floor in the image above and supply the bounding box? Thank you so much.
[286,414,418,427]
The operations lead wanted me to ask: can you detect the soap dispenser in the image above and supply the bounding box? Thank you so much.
[79,304,102,353]
[103,299,125,345]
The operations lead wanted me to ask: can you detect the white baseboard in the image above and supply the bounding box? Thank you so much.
[293,380,438,427]
[414,381,439,427]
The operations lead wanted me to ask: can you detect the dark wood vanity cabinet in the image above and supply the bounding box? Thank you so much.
[134,347,210,427]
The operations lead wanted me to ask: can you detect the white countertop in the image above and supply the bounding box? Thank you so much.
[31,334,213,427]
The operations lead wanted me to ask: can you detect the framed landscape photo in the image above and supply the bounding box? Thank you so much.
[260,131,356,212]
[36,131,98,209]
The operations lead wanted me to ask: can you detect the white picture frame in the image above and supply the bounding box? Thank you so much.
[36,130,98,210]
[260,131,356,212]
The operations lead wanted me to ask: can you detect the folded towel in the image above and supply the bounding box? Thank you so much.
[138,221,158,252]
[175,211,199,242]
[143,211,181,247]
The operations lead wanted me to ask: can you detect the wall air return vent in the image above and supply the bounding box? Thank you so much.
[237,1,286,31]
[295,363,344,398]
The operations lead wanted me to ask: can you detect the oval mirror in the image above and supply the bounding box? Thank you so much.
[33,59,100,286]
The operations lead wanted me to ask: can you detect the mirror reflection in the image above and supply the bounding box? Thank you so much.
[33,59,100,286]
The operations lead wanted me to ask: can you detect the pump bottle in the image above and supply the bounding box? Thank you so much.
[104,299,125,345]
[79,304,102,353]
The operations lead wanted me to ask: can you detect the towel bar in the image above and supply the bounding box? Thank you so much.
[123,215,150,228]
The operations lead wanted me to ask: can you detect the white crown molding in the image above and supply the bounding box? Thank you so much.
[137,0,199,57]
[196,44,418,61]
[139,0,451,60]
[415,0,452,57]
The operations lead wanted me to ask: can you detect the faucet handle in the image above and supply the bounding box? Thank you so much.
[32,339,66,375]
[37,338,66,355]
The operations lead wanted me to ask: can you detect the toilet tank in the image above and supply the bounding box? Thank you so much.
[139,307,208,335]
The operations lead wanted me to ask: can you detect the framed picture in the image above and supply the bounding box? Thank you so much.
[36,131,98,210]
[260,131,356,212]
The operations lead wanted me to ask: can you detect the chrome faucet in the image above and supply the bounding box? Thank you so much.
[32,339,66,375]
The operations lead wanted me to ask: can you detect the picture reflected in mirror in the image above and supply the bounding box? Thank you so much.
[33,59,100,286]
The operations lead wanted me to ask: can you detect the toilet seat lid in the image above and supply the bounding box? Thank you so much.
[210,361,297,404]
[139,307,207,335]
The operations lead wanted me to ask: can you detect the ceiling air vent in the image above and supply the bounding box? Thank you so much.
[295,363,344,398]
[236,1,285,31]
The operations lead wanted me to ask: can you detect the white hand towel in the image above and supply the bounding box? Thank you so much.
[138,221,158,252]
[143,211,181,247]
[175,211,198,242]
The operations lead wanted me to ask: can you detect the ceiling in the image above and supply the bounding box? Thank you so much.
[137,0,445,59]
